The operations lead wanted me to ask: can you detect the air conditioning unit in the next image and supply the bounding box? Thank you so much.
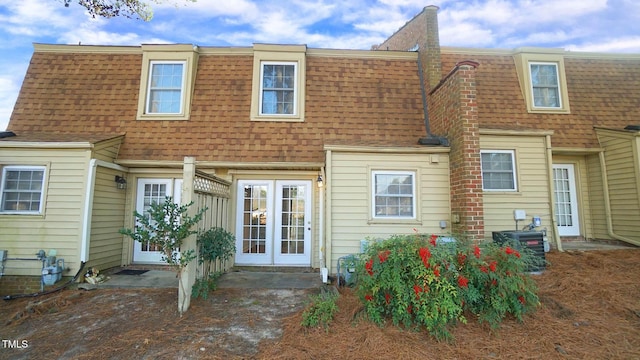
[492,231,546,272]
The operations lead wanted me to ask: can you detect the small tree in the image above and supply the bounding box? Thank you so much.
[120,196,206,315]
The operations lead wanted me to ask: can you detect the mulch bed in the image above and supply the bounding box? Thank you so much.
[259,249,640,359]
[1,249,639,359]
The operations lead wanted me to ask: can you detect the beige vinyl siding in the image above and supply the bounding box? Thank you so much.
[92,137,122,163]
[596,130,640,239]
[0,148,90,276]
[88,166,126,270]
[585,154,608,239]
[480,135,552,241]
[327,150,451,274]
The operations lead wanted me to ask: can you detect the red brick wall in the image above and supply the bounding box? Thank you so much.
[429,64,484,241]
[0,276,45,296]
[375,6,484,241]
[374,6,441,91]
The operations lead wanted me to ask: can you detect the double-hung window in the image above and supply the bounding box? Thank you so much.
[1,166,46,214]
[372,171,416,218]
[480,150,517,191]
[146,61,185,114]
[260,62,296,115]
[250,44,306,122]
[136,45,197,121]
[514,51,570,113]
[530,62,561,108]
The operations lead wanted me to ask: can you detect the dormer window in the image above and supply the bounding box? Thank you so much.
[136,44,198,121]
[251,44,306,122]
[514,50,570,114]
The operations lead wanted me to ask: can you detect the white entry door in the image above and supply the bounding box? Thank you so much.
[553,164,580,236]
[133,178,181,263]
[235,180,312,266]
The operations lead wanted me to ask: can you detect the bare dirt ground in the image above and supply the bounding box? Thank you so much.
[2,249,639,359]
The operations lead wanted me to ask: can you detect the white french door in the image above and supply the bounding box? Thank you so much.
[553,164,580,236]
[235,180,312,266]
[133,178,181,263]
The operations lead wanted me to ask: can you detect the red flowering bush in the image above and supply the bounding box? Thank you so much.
[356,233,540,340]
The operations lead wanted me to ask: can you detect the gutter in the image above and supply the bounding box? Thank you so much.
[599,152,640,246]
[81,159,129,262]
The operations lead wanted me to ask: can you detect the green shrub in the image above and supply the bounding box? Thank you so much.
[301,291,339,331]
[356,232,540,340]
[191,272,222,300]
[192,227,236,299]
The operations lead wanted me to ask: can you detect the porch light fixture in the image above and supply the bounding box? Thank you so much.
[115,175,127,190]
[317,174,323,188]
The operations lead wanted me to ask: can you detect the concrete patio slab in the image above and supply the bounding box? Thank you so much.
[96,269,323,290]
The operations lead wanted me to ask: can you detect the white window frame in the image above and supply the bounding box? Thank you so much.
[371,170,416,219]
[529,62,561,109]
[480,150,518,192]
[145,61,186,115]
[259,61,298,116]
[1,165,47,214]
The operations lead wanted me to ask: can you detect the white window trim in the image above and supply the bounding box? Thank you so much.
[371,170,417,219]
[480,150,518,192]
[1,165,47,215]
[528,61,562,110]
[145,60,187,115]
[250,44,306,122]
[259,61,298,117]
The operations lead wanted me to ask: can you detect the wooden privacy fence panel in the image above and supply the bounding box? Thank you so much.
[193,170,232,278]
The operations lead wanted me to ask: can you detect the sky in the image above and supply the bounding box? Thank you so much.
[0,0,639,131]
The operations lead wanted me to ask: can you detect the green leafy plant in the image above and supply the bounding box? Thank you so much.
[192,227,236,299]
[456,237,541,328]
[191,272,222,300]
[120,196,207,314]
[356,232,540,340]
[301,291,339,331]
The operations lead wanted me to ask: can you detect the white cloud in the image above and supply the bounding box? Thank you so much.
[567,37,640,53]
[0,0,81,38]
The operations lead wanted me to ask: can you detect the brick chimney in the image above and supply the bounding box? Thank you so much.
[374,5,443,92]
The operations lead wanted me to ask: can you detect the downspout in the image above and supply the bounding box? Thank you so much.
[81,159,128,263]
[325,150,333,276]
[545,135,563,251]
[318,167,325,266]
[599,152,640,246]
